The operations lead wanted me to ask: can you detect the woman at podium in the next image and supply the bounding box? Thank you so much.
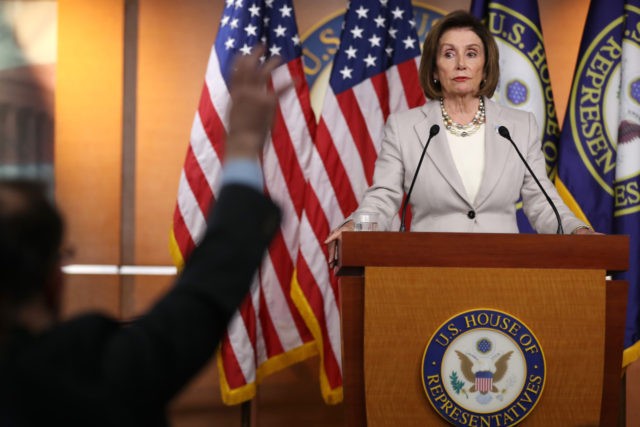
[325,10,595,262]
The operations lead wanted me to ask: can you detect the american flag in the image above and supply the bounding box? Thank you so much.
[170,0,317,405]
[291,0,425,404]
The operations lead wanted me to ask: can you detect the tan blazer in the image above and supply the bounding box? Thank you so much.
[353,98,586,234]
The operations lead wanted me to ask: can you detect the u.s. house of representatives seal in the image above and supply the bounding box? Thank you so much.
[422,309,545,427]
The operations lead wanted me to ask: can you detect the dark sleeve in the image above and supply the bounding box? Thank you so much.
[101,184,280,412]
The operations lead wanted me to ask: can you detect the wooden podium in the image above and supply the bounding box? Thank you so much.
[336,232,629,427]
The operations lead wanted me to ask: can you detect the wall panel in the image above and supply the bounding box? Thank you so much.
[135,0,222,266]
[56,0,124,266]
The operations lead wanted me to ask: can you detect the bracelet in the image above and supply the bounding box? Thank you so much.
[571,225,591,234]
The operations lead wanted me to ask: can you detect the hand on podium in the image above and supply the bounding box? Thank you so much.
[325,220,355,268]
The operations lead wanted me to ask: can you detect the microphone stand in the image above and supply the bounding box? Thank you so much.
[400,124,440,232]
[498,126,564,234]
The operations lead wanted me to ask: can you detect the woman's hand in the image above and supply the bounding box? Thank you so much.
[572,226,603,235]
[324,220,355,268]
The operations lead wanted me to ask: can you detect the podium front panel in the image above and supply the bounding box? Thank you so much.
[363,266,605,426]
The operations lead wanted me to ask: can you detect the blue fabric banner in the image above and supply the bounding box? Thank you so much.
[557,0,640,365]
[470,0,560,233]
[614,1,640,365]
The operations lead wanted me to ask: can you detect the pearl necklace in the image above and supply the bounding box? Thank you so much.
[440,97,486,137]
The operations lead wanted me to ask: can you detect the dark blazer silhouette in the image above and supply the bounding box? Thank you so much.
[0,184,280,426]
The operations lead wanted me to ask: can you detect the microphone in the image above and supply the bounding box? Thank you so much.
[497,126,564,234]
[399,124,440,232]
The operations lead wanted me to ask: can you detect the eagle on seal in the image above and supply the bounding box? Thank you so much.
[455,350,513,394]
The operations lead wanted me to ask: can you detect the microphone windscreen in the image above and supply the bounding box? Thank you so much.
[498,126,510,139]
[429,124,440,136]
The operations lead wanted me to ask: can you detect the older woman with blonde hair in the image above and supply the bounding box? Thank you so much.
[326,10,595,262]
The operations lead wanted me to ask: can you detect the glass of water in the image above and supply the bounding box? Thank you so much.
[354,211,378,231]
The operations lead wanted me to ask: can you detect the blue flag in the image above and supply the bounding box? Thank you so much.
[470,0,560,233]
[615,1,640,366]
[557,0,640,366]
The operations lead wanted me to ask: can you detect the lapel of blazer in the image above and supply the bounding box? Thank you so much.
[474,99,514,208]
[414,101,470,204]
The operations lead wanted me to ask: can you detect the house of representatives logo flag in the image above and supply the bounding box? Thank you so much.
[556,0,622,234]
[291,0,428,404]
[470,0,561,233]
[557,0,640,366]
[169,0,318,405]
[615,0,640,367]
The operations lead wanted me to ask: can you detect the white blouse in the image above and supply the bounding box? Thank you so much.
[445,124,486,203]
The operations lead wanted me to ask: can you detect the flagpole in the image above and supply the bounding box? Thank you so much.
[241,400,252,427]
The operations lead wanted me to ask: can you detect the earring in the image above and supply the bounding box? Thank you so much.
[433,79,439,85]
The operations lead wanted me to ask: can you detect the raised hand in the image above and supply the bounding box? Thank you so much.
[226,46,290,161]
